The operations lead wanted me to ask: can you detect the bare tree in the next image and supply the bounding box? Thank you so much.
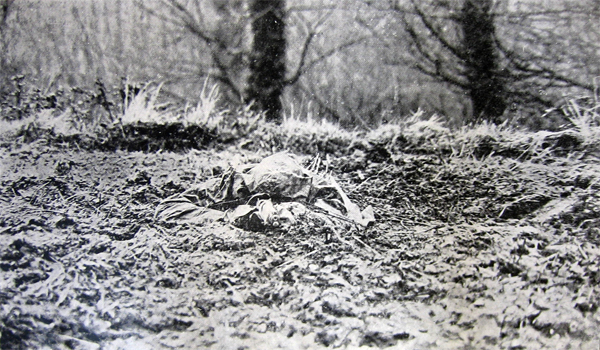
[495,0,599,113]
[138,0,372,123]
[386,0,508,122]
[385,0,600,124]
[285,1,390,126]
[0,0,13,33]
[247,0,287,122]
[137,0,249,101]
[0,0,16,89]
[460,0,506,122]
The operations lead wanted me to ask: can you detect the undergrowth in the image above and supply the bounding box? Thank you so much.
[1,77,599,163]
[2,79,600,350]
[3,79,599,225]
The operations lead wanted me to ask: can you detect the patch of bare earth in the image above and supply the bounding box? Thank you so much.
[1,141,599,349]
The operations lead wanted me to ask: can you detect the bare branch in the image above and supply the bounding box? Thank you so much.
[285,32,315,86]
[210,51,244,100]
[136,0,247,100]
[354,16,395,49]
[285,9,336,86]
[299,36,371,77]
[297,82,343,122]
[496,39,594,92]
[408,0,465,61]
[378,1,595,19]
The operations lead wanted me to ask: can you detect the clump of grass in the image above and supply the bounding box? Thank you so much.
[120,83,172,125]
[3,76,598,162]
[0,109,84,144]
[503,96,600,161]
[281,105,357,140]
[179,82,263,142]
[34,109,80,136]
[183,79,224,128]
[563,97,600,148]
[261,104,359,153]
[357,95,600,162]
[434,95,600,161]
[401,110,449,137]
[364,109,452,156]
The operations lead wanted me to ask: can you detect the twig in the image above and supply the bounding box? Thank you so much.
[498,194,541,218]
[306,203,357,225]
[577,244,589,261]
[416,224,445,234]
[351,235,382,257]
[276,250,318,269]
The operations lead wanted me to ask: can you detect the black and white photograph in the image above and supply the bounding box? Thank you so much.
[0,0,599,349]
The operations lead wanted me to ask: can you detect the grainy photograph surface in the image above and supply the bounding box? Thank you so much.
[1,0,600,349]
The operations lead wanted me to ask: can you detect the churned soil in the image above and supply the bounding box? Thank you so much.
[1,139,600,349]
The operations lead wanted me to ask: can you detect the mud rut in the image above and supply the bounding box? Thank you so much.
[1,142,599,349]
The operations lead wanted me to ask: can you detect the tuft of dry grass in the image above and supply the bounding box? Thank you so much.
[2,78,599,167]
[183,79,223,128]
[563,97,600,147]
[281,106,358,141]
[120,83,172,125]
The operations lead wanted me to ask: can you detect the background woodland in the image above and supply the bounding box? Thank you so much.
[0,0,598,128]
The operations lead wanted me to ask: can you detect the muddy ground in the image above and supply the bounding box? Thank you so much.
[1,138,600,349]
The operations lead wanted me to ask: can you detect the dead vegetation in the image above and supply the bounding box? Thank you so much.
[1,86,600,349]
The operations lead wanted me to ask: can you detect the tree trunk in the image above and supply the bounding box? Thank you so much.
[460,0,506,122]
[247,0,286,123]
[0,0,16,94]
